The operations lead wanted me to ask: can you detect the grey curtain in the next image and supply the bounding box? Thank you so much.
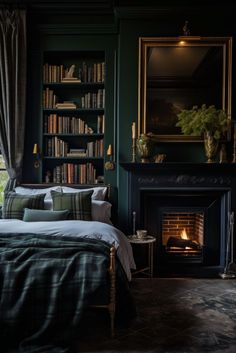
[0,9,27,191]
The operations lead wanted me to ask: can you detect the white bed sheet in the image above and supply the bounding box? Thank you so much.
[0,219,136,281]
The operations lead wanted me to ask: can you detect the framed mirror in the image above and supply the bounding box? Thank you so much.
[138,37,232,142]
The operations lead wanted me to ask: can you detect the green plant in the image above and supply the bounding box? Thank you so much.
[176,104,228,140]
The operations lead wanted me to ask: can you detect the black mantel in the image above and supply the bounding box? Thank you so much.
[120,162,236,174]
[120,162,236,276]
[120,162,236,224]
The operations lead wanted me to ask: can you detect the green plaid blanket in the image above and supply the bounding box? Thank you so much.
[0,233,135,353]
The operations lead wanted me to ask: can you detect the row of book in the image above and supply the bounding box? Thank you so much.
[43,62,105,84]
[49,162,98,184]
[45,137,104,158]
[81,90,105,109]
[44,114,104,134]
[42,88,105,109]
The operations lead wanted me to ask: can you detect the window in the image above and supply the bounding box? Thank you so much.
[0,154,8,205]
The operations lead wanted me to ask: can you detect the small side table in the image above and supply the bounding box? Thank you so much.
[127,235,156,278]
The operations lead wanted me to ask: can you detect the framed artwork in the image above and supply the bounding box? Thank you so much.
[138,37,232,142]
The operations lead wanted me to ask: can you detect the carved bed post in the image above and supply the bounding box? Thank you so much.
[109,246,116,338]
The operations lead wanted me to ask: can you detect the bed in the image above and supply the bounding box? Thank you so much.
[0,185,136,353]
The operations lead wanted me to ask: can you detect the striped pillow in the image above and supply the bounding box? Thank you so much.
[51,190,93,221]
[2,192,46,220]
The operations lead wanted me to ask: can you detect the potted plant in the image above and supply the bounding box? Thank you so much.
[176,104,228,162]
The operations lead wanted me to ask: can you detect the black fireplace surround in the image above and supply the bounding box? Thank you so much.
[121,163,236,277]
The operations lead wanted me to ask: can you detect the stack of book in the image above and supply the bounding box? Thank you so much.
[55,101,77,109]
[61,77,81,83]
[67,149,87,157]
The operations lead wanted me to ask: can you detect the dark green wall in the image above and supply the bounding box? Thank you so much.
[23,1,236,231]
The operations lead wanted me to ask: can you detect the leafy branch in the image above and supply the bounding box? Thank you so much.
[176,104,228,140]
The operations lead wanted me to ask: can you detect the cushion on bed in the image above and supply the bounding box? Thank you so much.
[61,186,107,200]
[2,192,46,220]
[23,208,69,222]
[51,190,93,220]
[92,200,112,224]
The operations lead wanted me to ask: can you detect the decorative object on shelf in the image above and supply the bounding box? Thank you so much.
[105,144,115,171]
[219,212,236,279]
[204,131,219,164]
[131,122,136,162]
[45,170,52,183]
[182,20,191,36]
[136,133,154,163]
[219,144,227,163]
[62,64,81,83]
[32,143,41,168]
[176,104,228,163]
[154,154,166,163]
[232,122,236,163]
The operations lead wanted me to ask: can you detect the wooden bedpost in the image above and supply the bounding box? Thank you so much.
[108,246,116,338]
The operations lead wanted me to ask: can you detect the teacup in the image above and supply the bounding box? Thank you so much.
[136,229,147,239]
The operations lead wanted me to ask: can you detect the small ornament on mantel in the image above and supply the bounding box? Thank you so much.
[131,121,137,163]
[182,20,191,36]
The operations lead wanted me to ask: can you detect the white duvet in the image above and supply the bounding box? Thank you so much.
[0,219,136,281]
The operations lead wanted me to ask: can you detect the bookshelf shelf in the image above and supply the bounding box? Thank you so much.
[43,157,104,160]
[41,50,106,185]
[43,109,104,113]
[43,133,104,137]
[43,82,104,88]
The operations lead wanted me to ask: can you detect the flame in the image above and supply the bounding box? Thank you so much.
[180,228,188,239]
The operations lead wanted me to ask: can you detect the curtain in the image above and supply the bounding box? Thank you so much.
[0,9,27,191]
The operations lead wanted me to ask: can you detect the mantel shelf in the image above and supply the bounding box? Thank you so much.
[120,162,236,174]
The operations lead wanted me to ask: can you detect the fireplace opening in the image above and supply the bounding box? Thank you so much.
[162,211,204,262]
[141,189,229,277]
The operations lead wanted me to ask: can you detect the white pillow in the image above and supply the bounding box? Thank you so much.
[14,186,61,201]
[91,200,112,225]
[61,186,107,201]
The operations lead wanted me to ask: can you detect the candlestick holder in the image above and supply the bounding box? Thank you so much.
[131,138,136,163]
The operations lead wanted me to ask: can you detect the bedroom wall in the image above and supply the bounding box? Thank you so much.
[22,0,236,230]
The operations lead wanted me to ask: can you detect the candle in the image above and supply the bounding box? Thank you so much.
[132,122,136,139]
[107,144,113,156]
[33,143,39,154]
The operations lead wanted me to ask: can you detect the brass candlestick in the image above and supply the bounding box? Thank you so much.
[132,138,136,163]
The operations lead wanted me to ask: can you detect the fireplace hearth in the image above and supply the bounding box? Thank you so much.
[121,163,236,277]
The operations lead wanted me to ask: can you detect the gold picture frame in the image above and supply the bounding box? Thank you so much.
[138,36,232,142]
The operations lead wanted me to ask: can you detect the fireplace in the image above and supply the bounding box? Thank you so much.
[121,162,236,277]
[141,188,228,276]
[162,211,204,259]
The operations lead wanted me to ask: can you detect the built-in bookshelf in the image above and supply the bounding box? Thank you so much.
[41,51,106,185]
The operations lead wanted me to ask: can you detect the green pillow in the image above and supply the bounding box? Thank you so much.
[2,192,46,220]
[23,208,69,222]
[51,190,93,221]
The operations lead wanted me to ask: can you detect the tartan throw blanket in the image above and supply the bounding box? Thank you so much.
[0,233,135,353]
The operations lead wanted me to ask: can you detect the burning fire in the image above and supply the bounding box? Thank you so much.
[180,228,188,240]
[180,228,191,249]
